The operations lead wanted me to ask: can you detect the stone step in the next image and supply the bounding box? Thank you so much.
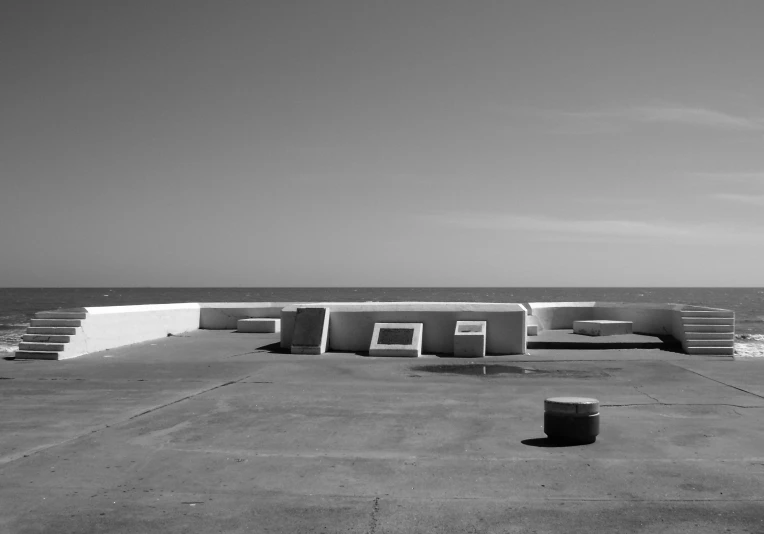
[22,334,72,343]
[18,342,67,352]
[35,310,88,319]
[685,332,734,340]
[26,326,78,335]
[685,346,734,355]
[681,310,734,318]
[685,339,734,347]
[14,350,62,360]
[681,317,734,325]
[30,318,82,327]
[683,324,735,333]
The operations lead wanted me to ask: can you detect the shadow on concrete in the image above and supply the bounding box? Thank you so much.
[256,342,287,353]
[521,437,585,448]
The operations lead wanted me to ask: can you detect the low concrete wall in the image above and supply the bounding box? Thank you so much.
[281,302,527,355]
[528,301,687,342]
[79,303,201,354]
[199,302,293,329]
[529,302,596,330]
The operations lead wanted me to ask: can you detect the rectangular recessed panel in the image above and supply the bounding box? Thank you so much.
[378,328,414,345]
[458,324,482,333]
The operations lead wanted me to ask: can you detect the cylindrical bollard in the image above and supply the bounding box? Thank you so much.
[544,397,599,444]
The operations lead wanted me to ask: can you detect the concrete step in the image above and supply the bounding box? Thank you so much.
[684,339,734,347]
[26,326,78,335]
[681,317,734,325]
[685,346,734,355]
[18,342,67,352]
[14,350,62,360]
[22,334,72,343]
[681,309,734,318]
[35,310,88,319]
[685,332,734,340]
[683,325,735,333]
[30,318,82,327]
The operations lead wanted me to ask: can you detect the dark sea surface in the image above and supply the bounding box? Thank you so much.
[1,287,763,352]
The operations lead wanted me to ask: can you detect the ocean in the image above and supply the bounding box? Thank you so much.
[1,287,763,354]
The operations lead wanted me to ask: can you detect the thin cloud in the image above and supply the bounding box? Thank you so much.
[686,171,764,181]
[420,212,764,244]
[713,193,764,206]
[550,105,764,132]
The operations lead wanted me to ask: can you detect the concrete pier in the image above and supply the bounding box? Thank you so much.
[1,330,762,532]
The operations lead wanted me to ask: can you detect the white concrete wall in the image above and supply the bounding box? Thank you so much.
[281,302,527,355]
[529,302,596,330]
[199,302,292,329]
[592,303,679,336]
[79,303,201,354]
[529,302,686,338]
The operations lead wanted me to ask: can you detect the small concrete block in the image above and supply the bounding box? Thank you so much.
[291,307,330,355]
[527,324,539,336]
[544,397,600,444]
[237,318,281,333]
[369,323,423,357]
[573,320,632,337]
[453,321,486,358]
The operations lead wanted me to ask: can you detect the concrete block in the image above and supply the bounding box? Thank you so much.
[237,318,281,333]
[573,320,632,337]
[369,323,423,357]
[291,307,330,355]
[453,321,486,358]
[544,397,600,445]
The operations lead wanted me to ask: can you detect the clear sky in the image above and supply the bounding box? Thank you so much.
[2,0,763,287]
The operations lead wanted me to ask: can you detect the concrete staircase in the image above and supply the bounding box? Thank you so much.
[15,310,88,360]
[681,308,735,356]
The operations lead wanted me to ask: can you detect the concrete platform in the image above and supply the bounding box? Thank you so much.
[1,330,763,533]
[528,328,678,350]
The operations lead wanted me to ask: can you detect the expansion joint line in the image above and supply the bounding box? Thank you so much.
[0,374,256,467]
[672,365,764,402]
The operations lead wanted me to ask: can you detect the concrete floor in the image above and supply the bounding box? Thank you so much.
[1,330,764,533]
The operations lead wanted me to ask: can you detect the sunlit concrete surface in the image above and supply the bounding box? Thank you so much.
[1,330,763,533]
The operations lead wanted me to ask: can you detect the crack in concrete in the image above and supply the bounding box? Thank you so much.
[634,386,662,404]
[366,496,380,534]
[602,403,764,409]
[671,364,764,401]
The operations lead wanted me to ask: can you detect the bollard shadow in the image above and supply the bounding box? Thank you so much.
[521,437,583,448]
[256,342,288,354]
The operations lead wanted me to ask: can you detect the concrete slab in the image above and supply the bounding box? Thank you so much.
[1,331,764,533]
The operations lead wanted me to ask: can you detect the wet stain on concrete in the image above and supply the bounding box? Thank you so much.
[410,364,614,378]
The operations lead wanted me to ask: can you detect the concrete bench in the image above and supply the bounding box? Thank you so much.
[237,318,281,333]
[573,320,633,337]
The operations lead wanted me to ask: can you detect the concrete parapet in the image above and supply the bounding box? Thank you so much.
[199,302,292,329]
[237,318,281,333]
[281,302,527,355]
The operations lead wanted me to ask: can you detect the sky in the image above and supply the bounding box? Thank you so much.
[1,0,763,287]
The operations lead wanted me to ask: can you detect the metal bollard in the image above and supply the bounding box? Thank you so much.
[544,397,600,444]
